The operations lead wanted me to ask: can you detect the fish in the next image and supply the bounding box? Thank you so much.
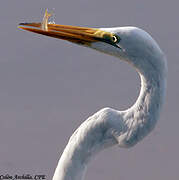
[41,9,52,31]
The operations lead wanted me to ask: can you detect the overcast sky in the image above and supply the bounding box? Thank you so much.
[0,0,179,179]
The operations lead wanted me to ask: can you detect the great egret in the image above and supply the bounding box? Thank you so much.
[18,10,167,180]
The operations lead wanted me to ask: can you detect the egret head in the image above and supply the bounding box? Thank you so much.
[18,23,166,77]
[91,27,166,76]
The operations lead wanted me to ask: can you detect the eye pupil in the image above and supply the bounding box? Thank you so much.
[112,35,118,43]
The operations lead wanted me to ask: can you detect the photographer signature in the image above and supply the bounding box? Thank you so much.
[0,174,46,180]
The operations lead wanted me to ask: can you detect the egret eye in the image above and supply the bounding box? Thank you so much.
[101,33,120,47]
[112,35,118,43]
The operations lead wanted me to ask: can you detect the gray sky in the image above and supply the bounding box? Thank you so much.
[0,0,179,179]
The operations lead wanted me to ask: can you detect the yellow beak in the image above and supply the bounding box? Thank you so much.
[18,22,114,46]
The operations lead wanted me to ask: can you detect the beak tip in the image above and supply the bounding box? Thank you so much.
[18,22,28,26]
[18,25,24,30]
[18,23,26,30]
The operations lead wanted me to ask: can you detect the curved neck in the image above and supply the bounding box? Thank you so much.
[52,57,167,180]
[52,122,116,180]
[52,117,116,180]
[122,63,167,146]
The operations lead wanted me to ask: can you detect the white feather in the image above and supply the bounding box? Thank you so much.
[53,27,167,180]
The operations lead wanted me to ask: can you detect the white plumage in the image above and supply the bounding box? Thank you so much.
[52,27,167,180]
[19,18,167,180]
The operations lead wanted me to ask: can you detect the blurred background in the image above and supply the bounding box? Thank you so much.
[0,0,178,179]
